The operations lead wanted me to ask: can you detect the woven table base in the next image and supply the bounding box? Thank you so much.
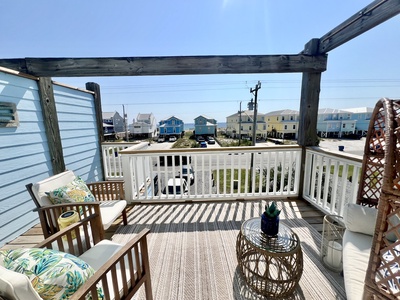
[236,220,303,298]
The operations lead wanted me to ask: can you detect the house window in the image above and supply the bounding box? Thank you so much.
[0,102,19,128]
[290,116,294,120]
[293,125,296,129]
[282,116,285,121]
[284,125,287,130]
[343,124,346,128]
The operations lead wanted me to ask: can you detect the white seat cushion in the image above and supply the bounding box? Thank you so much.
[343,229,373,300]
[80,239,140,300]
[99,200,127,230]
[32,171,126,231]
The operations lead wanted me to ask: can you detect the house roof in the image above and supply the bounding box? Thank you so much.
[341,107,373,113]
[194,115,216,122]
[264,109,299,116]
[137,113,153,120]
[226,110,258,118]
[318,108,351,114]
[160,115,183,122]
[102,111,119,119]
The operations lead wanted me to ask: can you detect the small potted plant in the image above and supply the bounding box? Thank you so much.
[261,201,281,237]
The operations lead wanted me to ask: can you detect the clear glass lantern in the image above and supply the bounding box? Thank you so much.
[320,214,345,272]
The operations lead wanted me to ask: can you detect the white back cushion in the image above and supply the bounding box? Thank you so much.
[32,170,76,207]
[344,203,378,236]
[0,266,42,300]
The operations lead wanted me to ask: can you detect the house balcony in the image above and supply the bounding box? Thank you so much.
[3,142,361,299]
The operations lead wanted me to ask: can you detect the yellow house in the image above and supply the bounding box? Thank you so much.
[265,109,299,139]
[226,100,267,140]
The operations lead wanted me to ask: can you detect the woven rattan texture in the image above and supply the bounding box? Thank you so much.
[363,98,400,299]
[236,218,303,298]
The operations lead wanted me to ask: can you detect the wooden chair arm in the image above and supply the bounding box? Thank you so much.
[71,228,152,300]
[35,214,103,256]
[36,202,104,239]
[87,181,125,201]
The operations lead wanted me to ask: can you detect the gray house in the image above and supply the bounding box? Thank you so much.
[129,113,157,138]
[103,111,125,134]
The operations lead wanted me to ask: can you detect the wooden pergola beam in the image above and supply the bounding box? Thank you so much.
[0,55,327,77]
[318,0,400,54]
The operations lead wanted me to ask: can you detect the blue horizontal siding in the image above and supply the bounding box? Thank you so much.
[53,85,102,182]
[0,73,102,247]
[0,72,49,246]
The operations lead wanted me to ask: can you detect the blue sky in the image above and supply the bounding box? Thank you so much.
[2,1,400,123]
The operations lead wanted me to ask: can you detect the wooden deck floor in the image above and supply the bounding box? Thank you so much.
[1,199,325,250]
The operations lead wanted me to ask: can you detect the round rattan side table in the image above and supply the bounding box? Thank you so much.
[236,217,303,298]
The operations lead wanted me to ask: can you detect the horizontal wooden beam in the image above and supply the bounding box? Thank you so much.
[0,55,327,77]
[318,0,400,54]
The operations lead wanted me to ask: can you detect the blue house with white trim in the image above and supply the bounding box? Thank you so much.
[159,116,184,137]
[342,107,373,137]
[194,115,217,137]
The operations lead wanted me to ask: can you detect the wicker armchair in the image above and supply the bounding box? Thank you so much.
[26,170,128,238]
[357,98,400,299]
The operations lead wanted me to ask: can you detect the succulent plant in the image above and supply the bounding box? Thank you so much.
[264,201,281,218]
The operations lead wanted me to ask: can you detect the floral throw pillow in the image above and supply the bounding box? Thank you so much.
[0,248,102,300]
[46,176,96,204]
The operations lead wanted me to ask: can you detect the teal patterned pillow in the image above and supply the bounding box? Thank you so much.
[0,248,102,300]
[46,176,96,204]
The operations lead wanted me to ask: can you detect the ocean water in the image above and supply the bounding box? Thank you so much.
[184,122,226,130]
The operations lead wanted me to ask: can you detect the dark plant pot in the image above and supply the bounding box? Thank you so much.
[261,213,279,237]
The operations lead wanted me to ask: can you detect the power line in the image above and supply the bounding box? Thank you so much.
[102,95,397,107]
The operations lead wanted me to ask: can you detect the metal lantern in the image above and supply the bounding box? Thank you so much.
[320,215,345,272]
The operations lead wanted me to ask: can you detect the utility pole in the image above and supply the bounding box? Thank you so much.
[250,81,261,190]
[123,105,129,142]
[250,81,261,145]
[239,101,242,146]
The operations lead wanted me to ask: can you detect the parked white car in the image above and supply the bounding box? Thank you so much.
[162,178,188,195]
[169,136,177,142]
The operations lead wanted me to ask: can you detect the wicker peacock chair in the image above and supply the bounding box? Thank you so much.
[359,98,400,299]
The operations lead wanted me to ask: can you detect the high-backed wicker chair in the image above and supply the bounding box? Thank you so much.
[358,98,400,299]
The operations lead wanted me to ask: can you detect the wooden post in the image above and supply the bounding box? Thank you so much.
[37,77,65,174]
[85,82,105,179]
[298,39,323,197]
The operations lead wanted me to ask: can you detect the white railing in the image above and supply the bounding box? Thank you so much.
[101,142,363,217]
[303,147,363,216]
[102,142,149,180]
[119,146,302,202]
